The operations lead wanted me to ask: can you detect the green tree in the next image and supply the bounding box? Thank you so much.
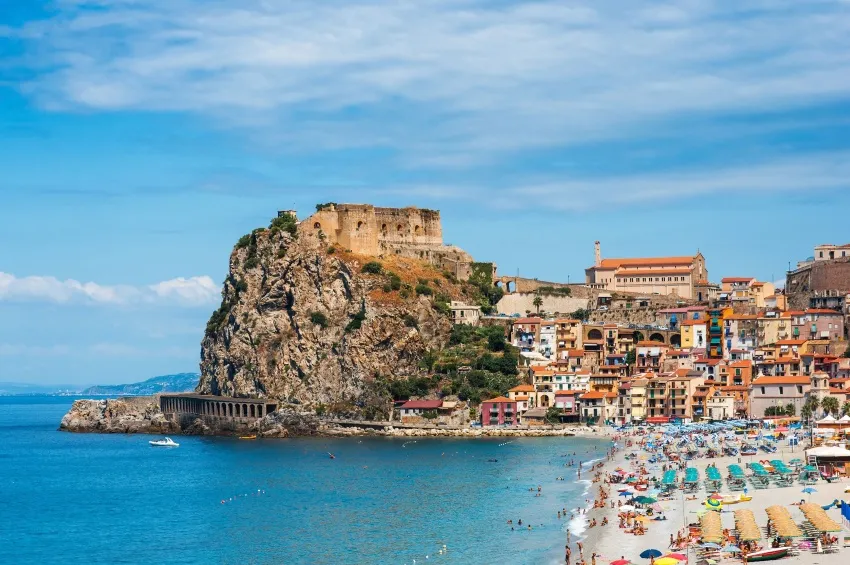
[532,295,543,313]
[571,308,590,321]
[843,401,850,417]
[801,403,813,423]
[842,345,850,358]
[361,261,383,274]
[785,403,796,417]
[821,396,840,417]
[625,349,636,366]
[545,406,563,424]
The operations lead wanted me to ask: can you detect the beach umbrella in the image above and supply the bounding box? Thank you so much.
[620,505,636,512]
[722,545,741,553]
[701,543,722,550]
[801,487,817,494]
[708,493,724,500]
[611,560,632,565]
[654,558,679,565]
[620,491,634,497]
[704,498,722,509]
[640,550,663,559]
[634,496,656,504]
[664,554,687,561]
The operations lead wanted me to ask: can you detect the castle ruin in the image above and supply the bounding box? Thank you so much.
[291,204,480,280]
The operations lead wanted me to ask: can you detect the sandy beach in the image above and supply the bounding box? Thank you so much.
[569,437,848,565]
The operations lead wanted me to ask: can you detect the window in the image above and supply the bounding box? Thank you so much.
[779,386,784,395]
[797,385,803,394]
[760,387,765,394]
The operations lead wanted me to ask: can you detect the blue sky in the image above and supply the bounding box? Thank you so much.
[2,0,850,386]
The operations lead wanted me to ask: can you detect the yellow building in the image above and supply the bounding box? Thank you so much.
[680,319,707,349]
[720,278,775,308]
[628,377,648,421]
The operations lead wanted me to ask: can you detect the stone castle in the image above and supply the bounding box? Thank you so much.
[284,204,480,280]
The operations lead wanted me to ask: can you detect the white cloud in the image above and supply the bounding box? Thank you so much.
[0,272,219,307]
[148,276,219,306]
[11,0,850,167]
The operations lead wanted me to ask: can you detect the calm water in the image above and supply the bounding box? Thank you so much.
[0,397,608,564]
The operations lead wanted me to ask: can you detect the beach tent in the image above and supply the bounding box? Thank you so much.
[806,446,850,458]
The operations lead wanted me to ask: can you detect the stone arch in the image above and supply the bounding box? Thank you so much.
[414,225,421,234]
[649,332,665,343]
[381,223,387,234]
[250,404,255,418]
[670,334,682,347]
[229,403,234,417]
[313,222,321,229]
[356,221,363,231]
[397,224,403,233]
[588,328,603,340]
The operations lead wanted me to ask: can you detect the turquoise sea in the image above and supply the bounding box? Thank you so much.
[0,397,608,565]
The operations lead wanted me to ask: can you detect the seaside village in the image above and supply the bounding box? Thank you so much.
[412,242,850,430]
[433,242,850,565]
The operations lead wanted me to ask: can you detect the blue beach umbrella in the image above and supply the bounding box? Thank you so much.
[640,550,663,559]
[620,491,634,497]
[722,545,741,553]
[801,487,817,494]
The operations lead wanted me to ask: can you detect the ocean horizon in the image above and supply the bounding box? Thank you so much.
[2,396,607,564]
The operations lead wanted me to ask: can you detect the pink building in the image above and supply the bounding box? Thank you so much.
[480,396,517,426]
[790,309,845,341]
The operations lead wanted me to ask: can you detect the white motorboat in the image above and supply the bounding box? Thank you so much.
[149,437,179,447]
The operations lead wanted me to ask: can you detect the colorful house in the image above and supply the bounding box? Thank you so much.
[480,396,517,426]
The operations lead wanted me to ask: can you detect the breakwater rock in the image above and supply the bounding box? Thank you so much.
[59,397,179,434]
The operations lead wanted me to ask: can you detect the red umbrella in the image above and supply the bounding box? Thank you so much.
[708,493,723,500]
[612,560,632,565]
[665,554,687,561]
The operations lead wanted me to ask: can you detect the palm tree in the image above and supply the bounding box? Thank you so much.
[843,401,850,417]
[532,295,543,314]
[821,396,840,417]
[801,404,813,423]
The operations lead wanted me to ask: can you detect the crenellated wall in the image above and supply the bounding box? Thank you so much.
[300,204,475,278]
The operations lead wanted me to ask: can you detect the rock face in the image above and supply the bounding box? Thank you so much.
[198,222,469,414]
[252,407,322,437]
[60,397,178,434]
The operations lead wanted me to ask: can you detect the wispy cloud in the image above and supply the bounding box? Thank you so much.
[0,272,219,307]
[10,0,850,166]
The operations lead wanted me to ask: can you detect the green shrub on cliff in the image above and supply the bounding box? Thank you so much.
[361,261,383,274]
[235,234,251,249]
[310,312,328,328]
[269,213,298,237]
[415,283,433,296]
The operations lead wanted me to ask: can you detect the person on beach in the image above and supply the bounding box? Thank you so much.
[591,552,597,565]
[565,545,571,565]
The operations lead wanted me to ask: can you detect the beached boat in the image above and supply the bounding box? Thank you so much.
[239,435,257,440]
[745,548,788,562]
[149,437,179,447]
[721,494,753,504]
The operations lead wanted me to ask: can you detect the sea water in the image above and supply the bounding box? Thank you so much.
[0,397,608,564]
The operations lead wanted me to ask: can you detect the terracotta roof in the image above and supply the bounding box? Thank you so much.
[727,314,758,320]
[555,319,581,324]
[751,282,765,287]
[605,392,618,399]
[636,341,669,347]
[720,386,749,392]
[484,396,515,403]
[730,361,752,368]
[513,317,543,325]
[680,319,705,326]
[580,391,608,400]
[400,400,443,409]
[752,376,810,385]
[722,277,755,283]
[596,256,697,269]
[692,391,709,397]
[509,384,535,392]
[614,269,692,277]
[555,390,579,396]
[777,339,806,346]
[530,366,553,374]
[565,349,584,358]
[805,308,843,315]
[828,388,849,395]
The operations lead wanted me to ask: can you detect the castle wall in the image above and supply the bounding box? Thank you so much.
[298,204,474,279]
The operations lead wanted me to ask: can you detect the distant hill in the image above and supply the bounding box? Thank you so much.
[0,382,82,396]
[81,373,199,396]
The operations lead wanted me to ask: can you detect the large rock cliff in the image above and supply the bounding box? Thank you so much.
[197,218,476,415]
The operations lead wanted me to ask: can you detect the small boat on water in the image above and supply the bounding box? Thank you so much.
[149,437,179,447]
[745,548,788,562]
[239,435,257,440]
